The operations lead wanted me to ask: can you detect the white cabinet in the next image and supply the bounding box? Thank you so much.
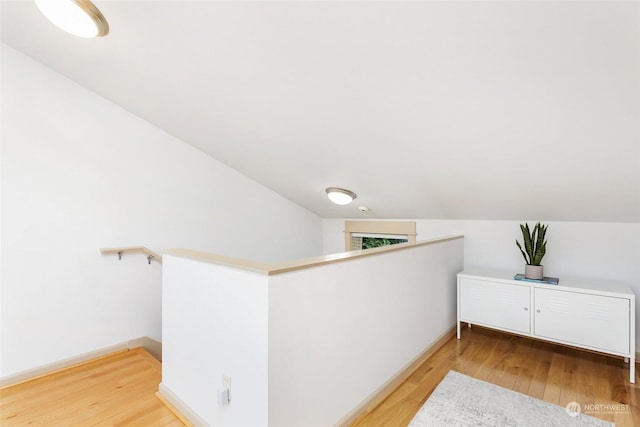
[457,269,635,383]
[534,288,630,355]
[459,278,530,334]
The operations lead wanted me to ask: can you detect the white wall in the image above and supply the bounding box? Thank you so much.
[0,45,322,379]
[162,256,269,427]
[323,219,640,337]
[161,239,462,427]
[269,238,463,426]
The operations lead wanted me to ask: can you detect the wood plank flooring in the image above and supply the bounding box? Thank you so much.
[2,328,638,426]
[0,347,186,426]
[352,325,640,426]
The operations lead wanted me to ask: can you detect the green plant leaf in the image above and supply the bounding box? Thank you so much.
[521,223,533,263]
[516,239,529,264]
[532,240,546,265]
[534,223,546,259]
[517,222,548,266]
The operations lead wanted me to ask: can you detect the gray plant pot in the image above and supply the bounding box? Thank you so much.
[525,265,543,280]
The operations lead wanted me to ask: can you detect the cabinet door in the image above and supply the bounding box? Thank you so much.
[534,288,629,355]
[459,278,530,334]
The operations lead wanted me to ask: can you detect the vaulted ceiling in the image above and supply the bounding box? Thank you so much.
[2,1,639,221]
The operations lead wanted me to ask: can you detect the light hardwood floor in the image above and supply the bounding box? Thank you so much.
[352,326,640,426]
[0,347,186,426]
[2,328,639,426]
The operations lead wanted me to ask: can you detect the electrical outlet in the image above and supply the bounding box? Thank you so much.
[222,375,231,403]
[218,388,230,406]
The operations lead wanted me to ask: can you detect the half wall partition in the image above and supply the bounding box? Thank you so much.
[160,235,464,426]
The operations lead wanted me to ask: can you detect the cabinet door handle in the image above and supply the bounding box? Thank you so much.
[536,309,541,313]
[524,307,528,311]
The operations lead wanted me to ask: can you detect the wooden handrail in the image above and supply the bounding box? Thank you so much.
[101,246,163,264]
[166,235,463,276]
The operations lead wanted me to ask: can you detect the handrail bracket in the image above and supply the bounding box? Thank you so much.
[100,246,163,265]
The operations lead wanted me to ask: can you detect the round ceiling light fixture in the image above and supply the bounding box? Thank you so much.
[34,0,109,38]
[326,187,357,205]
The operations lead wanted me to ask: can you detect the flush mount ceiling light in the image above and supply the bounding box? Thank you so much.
[326,187,357,205]
[34,0,109,38]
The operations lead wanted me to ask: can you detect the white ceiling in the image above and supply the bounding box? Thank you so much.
[2,1,639,221]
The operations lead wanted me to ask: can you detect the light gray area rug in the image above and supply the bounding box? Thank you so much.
[408,371,614,427]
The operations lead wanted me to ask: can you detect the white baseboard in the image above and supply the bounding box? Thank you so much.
[127,336,162,361]
[335,325,457,426]
[158,382,208,427]
[0,336,162,388]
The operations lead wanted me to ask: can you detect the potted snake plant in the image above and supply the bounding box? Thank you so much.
[516,222,548,280]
